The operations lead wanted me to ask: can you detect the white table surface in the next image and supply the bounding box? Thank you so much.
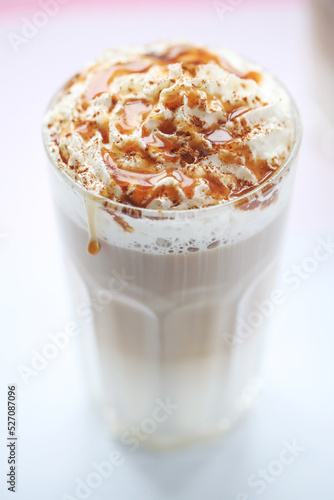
[1,1,334,499]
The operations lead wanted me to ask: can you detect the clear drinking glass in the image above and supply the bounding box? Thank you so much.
[43,82,301,450]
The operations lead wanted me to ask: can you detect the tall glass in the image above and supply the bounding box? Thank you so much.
[43,86,301,449]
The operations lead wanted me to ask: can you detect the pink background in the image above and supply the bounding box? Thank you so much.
[0,0,304,14]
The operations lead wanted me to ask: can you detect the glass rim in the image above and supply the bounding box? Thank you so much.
[42,70,302,219]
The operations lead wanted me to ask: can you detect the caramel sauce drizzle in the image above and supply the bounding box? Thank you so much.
[102,148,198,207]
[59,44,271,210]
[87,240,100,255]
[117,99,152,134]
[75,120,109,143]
[84,60,153,103]
[204,127,233,144]
[85,197,100,255]
[113,214,134,233]
[142,128,181,163]
[80,45,261,104]
[145,45,261,83]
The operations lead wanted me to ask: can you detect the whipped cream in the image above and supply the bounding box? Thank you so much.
[44,42,294,210]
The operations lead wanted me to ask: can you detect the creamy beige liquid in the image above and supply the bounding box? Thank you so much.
[55,199,287,448]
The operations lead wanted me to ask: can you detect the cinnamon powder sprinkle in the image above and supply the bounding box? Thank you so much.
[45,42,294,210]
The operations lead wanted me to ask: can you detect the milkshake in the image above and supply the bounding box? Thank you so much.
[43,42,301,448]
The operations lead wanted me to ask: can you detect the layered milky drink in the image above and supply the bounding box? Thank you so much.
[43,42,301,448]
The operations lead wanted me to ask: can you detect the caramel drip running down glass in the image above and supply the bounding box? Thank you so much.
[43,42,301,449]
